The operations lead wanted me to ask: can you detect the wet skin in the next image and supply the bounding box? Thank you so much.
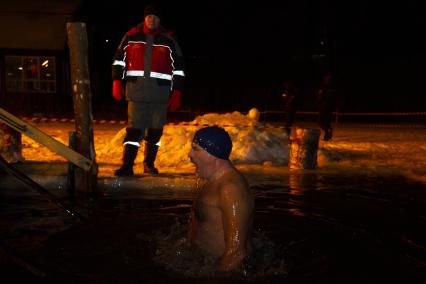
[188,143,254,272]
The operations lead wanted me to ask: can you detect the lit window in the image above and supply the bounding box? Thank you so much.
[5,56,56,93]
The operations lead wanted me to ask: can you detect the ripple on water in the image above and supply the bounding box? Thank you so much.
[145,221,289,281]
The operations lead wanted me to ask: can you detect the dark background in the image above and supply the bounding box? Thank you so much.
[73,0,426,115]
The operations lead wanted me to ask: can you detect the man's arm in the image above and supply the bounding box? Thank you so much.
[112,33,129,81]
[167,34,185,91]
[216,182,250,272]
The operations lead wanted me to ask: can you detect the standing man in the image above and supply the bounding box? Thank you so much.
[188,126,254,272]
[280,80,300,136]
[316,73,336,141]
[112,4,185,176]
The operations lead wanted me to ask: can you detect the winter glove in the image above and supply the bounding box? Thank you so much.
[168,89,182,111]
[112,80,124,101]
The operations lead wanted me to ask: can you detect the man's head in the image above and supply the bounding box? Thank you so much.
[189,126,233,178]
[144,4,161,30]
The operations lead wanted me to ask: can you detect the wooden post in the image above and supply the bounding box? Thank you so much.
[66,22,98,207]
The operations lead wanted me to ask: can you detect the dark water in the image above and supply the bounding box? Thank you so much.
[0,172,425,283]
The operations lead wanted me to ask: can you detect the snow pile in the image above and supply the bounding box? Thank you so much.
[103,108,290,173]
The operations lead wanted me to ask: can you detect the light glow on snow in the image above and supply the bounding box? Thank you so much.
[15,109,426,184]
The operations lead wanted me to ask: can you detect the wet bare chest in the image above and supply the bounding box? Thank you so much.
[194,184,220,222]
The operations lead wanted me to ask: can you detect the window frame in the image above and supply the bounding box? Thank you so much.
[5,55,57,94]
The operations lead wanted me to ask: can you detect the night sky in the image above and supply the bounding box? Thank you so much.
[74,0,426,113]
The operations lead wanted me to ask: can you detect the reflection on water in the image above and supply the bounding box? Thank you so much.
[251,172,426,283]
[0,172,425,283]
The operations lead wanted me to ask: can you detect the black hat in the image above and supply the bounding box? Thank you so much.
[193,126,233,160]
[144,4,162,18]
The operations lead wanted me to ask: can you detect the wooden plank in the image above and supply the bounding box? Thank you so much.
[0,107,92,171]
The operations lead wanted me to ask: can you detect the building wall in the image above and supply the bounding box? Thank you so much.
[0,13,73,51]
[0,0,81,117]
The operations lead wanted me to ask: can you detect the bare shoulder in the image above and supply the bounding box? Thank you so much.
[218,168,251,197]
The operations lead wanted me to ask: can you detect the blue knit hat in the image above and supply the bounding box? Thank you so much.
[193,126,232,160]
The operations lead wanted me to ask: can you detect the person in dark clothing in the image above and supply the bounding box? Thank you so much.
[111,4,185,176]
[316,73,336,141]
[280,80,300,136]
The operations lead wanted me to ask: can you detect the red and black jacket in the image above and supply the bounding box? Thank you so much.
[112,23,185,92]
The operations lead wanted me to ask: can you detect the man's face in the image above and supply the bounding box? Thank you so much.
[188,142,214,178]
[144,14,160,30]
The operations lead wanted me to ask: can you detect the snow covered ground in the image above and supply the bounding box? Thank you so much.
[18,109,426,185]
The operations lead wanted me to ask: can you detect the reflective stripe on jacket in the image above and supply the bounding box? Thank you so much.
[112,24,185,92]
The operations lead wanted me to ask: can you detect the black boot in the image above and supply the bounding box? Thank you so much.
[143,142,159,175]
[115,144,139,176]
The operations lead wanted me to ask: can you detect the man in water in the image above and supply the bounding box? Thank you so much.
[188,126,254,272]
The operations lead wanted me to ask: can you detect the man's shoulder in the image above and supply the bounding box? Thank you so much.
[218,169,249,193]
[159,28,178,42]
[126,26,143,36]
